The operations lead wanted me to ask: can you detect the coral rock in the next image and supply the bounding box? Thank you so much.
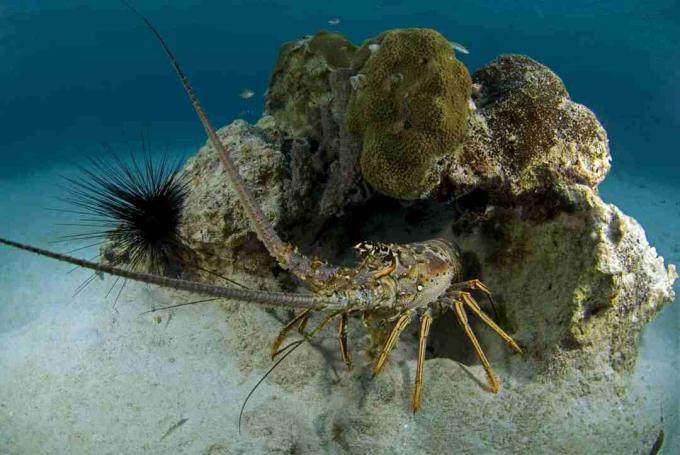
[266,32,367,218]
[266,31,357,138]
[180,120,287,277]
[453,184,676,373]
[446,54,611,203]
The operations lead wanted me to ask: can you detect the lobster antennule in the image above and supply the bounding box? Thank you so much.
[0,236,330,310]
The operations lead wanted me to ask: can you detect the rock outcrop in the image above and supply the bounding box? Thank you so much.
[446,55,611,203]
[170,29,675,454]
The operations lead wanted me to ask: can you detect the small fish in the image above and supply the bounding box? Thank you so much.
[368,43,380,54]
[239,88,254,99]
[649,429,664,455]
[449,41,470,55]
[328,17,340,25]
[160,417,188,441]
[649,406,665,455]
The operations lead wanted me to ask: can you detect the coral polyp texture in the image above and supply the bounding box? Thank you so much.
[449,54,611,202]
[346,28,472,199]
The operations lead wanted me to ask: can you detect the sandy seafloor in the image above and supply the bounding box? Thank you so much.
[0,162,678,453]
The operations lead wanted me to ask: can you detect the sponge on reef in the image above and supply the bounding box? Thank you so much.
[266,31,357,138]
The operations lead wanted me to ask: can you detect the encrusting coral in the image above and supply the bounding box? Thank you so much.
[266,31,357,139]
[346,28,472,199]
[447,55,611,203]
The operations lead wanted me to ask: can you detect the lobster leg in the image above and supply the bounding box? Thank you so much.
[459,292,522,354]
[338,312,352,370]
[274,310,352,371]
[451,279,492,295]
[450,279,499,318]
[309,310,353,370]
[411,311,432,412]
[372,310,413,377]
[452,299,500,393]
[271,308,313,359]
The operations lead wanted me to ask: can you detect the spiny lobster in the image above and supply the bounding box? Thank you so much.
[0,2,522,412]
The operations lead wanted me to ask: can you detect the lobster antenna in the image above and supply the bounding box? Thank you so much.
[120,1,301,271]
[238,339,305,435]
[0,237,331,310]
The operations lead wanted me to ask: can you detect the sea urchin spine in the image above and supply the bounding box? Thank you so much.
[60,151,190,276]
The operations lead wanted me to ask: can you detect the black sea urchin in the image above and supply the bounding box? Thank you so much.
[60,150,191,277]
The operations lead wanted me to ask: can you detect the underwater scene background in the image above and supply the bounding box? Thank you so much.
[0,0,678,453]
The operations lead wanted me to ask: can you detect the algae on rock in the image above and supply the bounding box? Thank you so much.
[452,184,676,374]
[446,55,611,203]
[265,32,367,218]
[180,119,287,279]
[179,116,364,278]
[165,29,674,454]
[266,31,357,138]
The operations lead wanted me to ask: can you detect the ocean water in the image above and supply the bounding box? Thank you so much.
[0,0,678,453]
[2,0,679,177]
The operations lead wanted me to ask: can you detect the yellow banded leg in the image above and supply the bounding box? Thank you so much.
[460,292,522,353]
[338,312,352,370]
[451,279,498,316]
[452,300,500,393]
[372,311,413,377]
[411,312,432,412]
[302,310,345,341]
[452,279,492,295]
[297,311,311,334]
[271,308,313,359]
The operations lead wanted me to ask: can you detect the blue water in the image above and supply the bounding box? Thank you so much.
[0,1,678,452]
[1,0,678,179]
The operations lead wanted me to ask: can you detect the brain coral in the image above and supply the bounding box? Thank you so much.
[346,28,472,199]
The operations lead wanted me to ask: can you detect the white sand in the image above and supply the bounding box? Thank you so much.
[0,165,677,453]
[0,163,273,453]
